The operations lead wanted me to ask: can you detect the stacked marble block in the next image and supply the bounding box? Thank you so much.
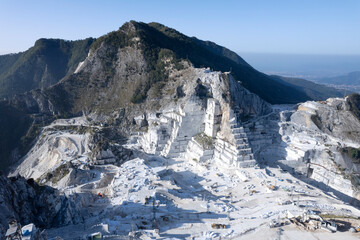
[93,149,117,165]
[204,98,222,138]
[185,138,214,162]
[185,98,220,162]
[243,120,276,149]
[214,110,256,168]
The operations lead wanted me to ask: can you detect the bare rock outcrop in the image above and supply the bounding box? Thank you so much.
[0,175,85,238]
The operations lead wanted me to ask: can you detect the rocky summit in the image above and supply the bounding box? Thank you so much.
[1,21,360,239]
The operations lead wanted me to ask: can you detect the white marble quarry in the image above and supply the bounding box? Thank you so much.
[139,69,270,169]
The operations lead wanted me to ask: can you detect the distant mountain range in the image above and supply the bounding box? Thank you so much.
[315,71,360,86]
[271,75,347,100]
[240,52,360,80]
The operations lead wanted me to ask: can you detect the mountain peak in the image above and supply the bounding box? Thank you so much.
[119,20,138,34]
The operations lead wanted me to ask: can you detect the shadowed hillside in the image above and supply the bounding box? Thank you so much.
[0,38,95,98]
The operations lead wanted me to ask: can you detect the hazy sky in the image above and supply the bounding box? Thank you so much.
[0,0,359,55]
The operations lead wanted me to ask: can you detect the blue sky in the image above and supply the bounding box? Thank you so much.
[0,0,359,55]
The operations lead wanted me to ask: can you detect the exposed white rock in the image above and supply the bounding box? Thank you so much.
[185,135,214,163]
[244,100,360,200]
[140,68,270,169]
[161,99,206,158]
[12,130,91,181]
[204,98,221,138]
[74,60,85,74]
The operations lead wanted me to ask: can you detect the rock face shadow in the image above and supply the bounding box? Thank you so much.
[277,161,360,209]
[157,168,225,202]
[115,197,227,238]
